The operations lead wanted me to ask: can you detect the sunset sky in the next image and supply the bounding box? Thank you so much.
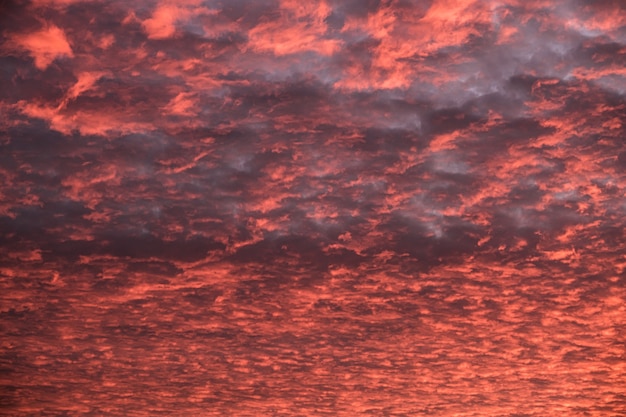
[1,0,625,415]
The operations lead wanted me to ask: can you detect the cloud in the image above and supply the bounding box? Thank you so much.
[247,0,341,56]
[142,4,183,39]
[1,0,625,415]
[141,1,220,40]
[11,24,73,70]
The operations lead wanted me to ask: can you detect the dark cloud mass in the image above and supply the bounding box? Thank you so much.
[1,0,626,415]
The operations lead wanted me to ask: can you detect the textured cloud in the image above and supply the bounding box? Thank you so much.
[10,24,73,70]
[1,0,625,415]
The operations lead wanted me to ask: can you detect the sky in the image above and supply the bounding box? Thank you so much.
[0,0,625,415]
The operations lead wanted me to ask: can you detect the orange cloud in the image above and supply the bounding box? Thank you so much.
[2,0,626,415]
[142,1,218,39]
[12,25,73,70]
[247,1,340,56]
[143,5,186,39]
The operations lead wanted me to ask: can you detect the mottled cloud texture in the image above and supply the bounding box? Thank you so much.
[1,0,626,415]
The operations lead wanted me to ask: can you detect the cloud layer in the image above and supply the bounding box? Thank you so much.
[1,0,625,415]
